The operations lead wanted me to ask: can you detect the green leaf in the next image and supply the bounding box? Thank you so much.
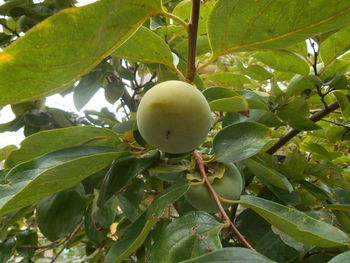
[104,180,189,263]
[255,230,299,263]
[321,24,350,67]
[113,26,174,69]
[244,65,273,81]
[329,251,350,263]
[16,230,37,259]
[0,146,126,216]
[0,238,16,263]
[208,0,350,57]
[239,195,350,247]
[105,81,125,104]
[0,0,163,106]
[333,90,350,118]
[73,68,107,111]
[0,145,17,162]
[305,162,350,191]
[181,247,275,263]
[202,72,251,88]
[202,87,240,102]
[300,141,338,161]
[298,180,330,200]
[324,204,350,212]
[98,150,160,206]
[84,204,108,245]
[209,96,249,112]
[320,58,350,82]
[173,0,214,35]
[118,194,139,222]
[285,75,315,98]
[278,110,321,130]
[242,158,293,192]
[37,188,85,241]
[253,50,310,75]
[5,126,119,168]
[235,209,270,242]
[213,122,270,162]
[148,211,223,263]
[271,226,313,254]
[288,41,308,57]
[174,36,210,58]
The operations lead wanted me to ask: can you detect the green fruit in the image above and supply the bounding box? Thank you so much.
[136,80,212,154]
[11,100,44,116]
[185,163,243,213]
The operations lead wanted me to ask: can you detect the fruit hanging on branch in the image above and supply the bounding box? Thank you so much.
[185,162,243,213]
[137,80,212,154]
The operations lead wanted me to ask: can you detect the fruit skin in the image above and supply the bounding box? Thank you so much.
[185,163,243,213]
[11,100,44,116]
[137,80,212,154]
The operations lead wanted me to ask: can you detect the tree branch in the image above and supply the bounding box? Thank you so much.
[192,151,255,250]
[50,221,83,263]
[186,0,201,81]
[266,101,340,154]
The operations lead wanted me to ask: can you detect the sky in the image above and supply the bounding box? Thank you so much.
[0,0,112,149]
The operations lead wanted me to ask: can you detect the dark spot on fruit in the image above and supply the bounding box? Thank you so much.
[166,130,171,139]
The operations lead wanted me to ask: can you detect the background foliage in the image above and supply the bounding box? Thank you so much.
[0,0,350,262]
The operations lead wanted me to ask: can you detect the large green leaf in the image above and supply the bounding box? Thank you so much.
[0,238,16,263]
[113,26,174,69]
[5,126,119,168]
[213,122,270,162]
[36,187,85,241]
[320,24,350,67]
[73,68,108,111]
[0,0,164,106]
[0,146,126,216]
[278,110,321,131]
[209,96,249,112]
[173,0,215,35]
[253,50,310,75]
[208,0,350,57]
[328,251,350,263]
[181,247,275,263]
[202,87,240,102]
[242,158,293,192]
[202,72,251,88]
[98,150,160,206]
[148,211,223,263]
[255,230,299,262]
[239,195,350,247]
[104,180,189,263]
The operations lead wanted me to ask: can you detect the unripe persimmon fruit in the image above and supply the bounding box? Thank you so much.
[185,162,243,213]
[136,80,212,154]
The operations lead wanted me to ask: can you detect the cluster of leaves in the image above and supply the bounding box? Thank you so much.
[0,0,350,262]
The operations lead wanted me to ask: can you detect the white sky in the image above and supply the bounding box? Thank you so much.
[0,0,111,149]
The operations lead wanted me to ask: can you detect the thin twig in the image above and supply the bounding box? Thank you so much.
[192,151,255,250]
[309,39,319,76]
[266,101,340,154]
[320,119,349,128]
[0,22,20,37]
[186,0,201,81]
[20,240,61,250]
[50,221,83,263]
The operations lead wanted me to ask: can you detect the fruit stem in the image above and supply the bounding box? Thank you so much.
[192,151,255,250]
[186,0,201,81]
